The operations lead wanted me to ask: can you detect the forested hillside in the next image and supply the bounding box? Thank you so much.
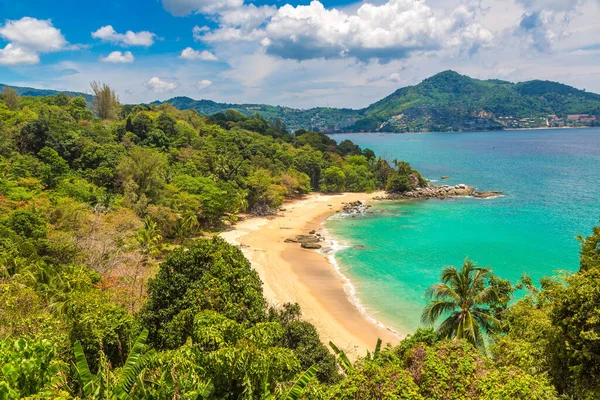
[0,85,599,399]
[158,71,600,132]
[353,71,600,132]
[6,71,600,133]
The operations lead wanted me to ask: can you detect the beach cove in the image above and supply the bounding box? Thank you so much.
[220,192,400,358]
[222,127,600,350]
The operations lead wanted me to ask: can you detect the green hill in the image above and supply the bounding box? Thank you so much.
[354,70,600,132]
[0,84,93,103]
[156,96,360,132]
[159,71,600,132]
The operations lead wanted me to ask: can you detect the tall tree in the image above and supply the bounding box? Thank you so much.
[3,86,19,111]
[421,259,500,350]
[90,81,121,120]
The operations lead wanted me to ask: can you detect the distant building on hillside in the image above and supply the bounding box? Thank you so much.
[567,114,597,125]
[547,115,564,127]
[567,114,595,121]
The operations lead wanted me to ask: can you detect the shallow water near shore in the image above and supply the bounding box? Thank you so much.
[325,128,600,334]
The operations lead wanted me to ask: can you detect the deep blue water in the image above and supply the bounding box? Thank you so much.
[326,128,600,333]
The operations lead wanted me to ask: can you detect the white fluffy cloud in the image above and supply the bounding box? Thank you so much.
[191,0,492,61]
[197,79,212,90]
[92,26,155,47]
[145,77,178,93]
[0,17,70,65]
[101,51,135,63]
[219,3,277,28]
[0,17,68,52]
[179,47,218,61]
[161,0,243,16]
[0,44,40,66]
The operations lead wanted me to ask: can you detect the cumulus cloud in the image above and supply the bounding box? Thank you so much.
[266,1,493,60]
[179,47,218,61]
[0,43,40,66]
[0,17,68,52]
[516,0,586,12]
[191,0,493,61]
[162,0,243,16]
[92,26,156,47]
[0,17,72,65]
[219,3,277,28]
[197,79,212,90]
[510,0,594,52]
[101,51,135,63]
[191,3,276,43]
[145,77,178,93]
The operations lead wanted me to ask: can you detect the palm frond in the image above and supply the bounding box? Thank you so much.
[425,283,461,302]
[421,300,457,325]
[73,341,97,397]
[115,329,150,399]
[329,341,353,374]
[373,338,382,360]
[435,313,459,339]
[440,265,460,286]
[280,365,318,400]
[261,374,272,400]
[473,286,499,306]
[472,308,501,333]
[461,312,485,350]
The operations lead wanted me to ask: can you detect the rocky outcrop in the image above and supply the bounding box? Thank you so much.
[342,200,372,214]
[473,191,503,199]
[286,233,324,249]
[386,184,502,200]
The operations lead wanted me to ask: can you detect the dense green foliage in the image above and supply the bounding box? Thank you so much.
[0,86,599,399]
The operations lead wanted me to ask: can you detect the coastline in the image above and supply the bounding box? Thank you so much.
[220,192,401,359]
[328,125,594,135]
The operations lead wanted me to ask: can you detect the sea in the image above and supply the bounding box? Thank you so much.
[325,128,600,335]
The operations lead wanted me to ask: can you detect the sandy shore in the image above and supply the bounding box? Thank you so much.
[220,192,401,359]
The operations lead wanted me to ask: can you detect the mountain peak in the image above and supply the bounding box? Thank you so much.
[430,70,462,78]
[422,70,470,86]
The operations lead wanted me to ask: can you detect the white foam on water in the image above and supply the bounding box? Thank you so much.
[318,222,400,336]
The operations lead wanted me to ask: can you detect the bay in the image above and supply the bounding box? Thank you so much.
[325,128,600,334]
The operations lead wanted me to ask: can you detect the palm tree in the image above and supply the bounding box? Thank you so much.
[421,258,500,351]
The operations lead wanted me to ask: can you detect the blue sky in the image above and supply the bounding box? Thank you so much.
[1,0,600,108]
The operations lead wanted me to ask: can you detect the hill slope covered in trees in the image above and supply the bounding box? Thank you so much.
[158,71,600,132]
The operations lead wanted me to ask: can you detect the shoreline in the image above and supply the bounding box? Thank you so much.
[220,192,401,359]
[328,125,594,135]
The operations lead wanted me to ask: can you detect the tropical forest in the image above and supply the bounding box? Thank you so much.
[0,84,599,400]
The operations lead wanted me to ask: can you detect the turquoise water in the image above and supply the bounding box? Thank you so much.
[326,128,600,334]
